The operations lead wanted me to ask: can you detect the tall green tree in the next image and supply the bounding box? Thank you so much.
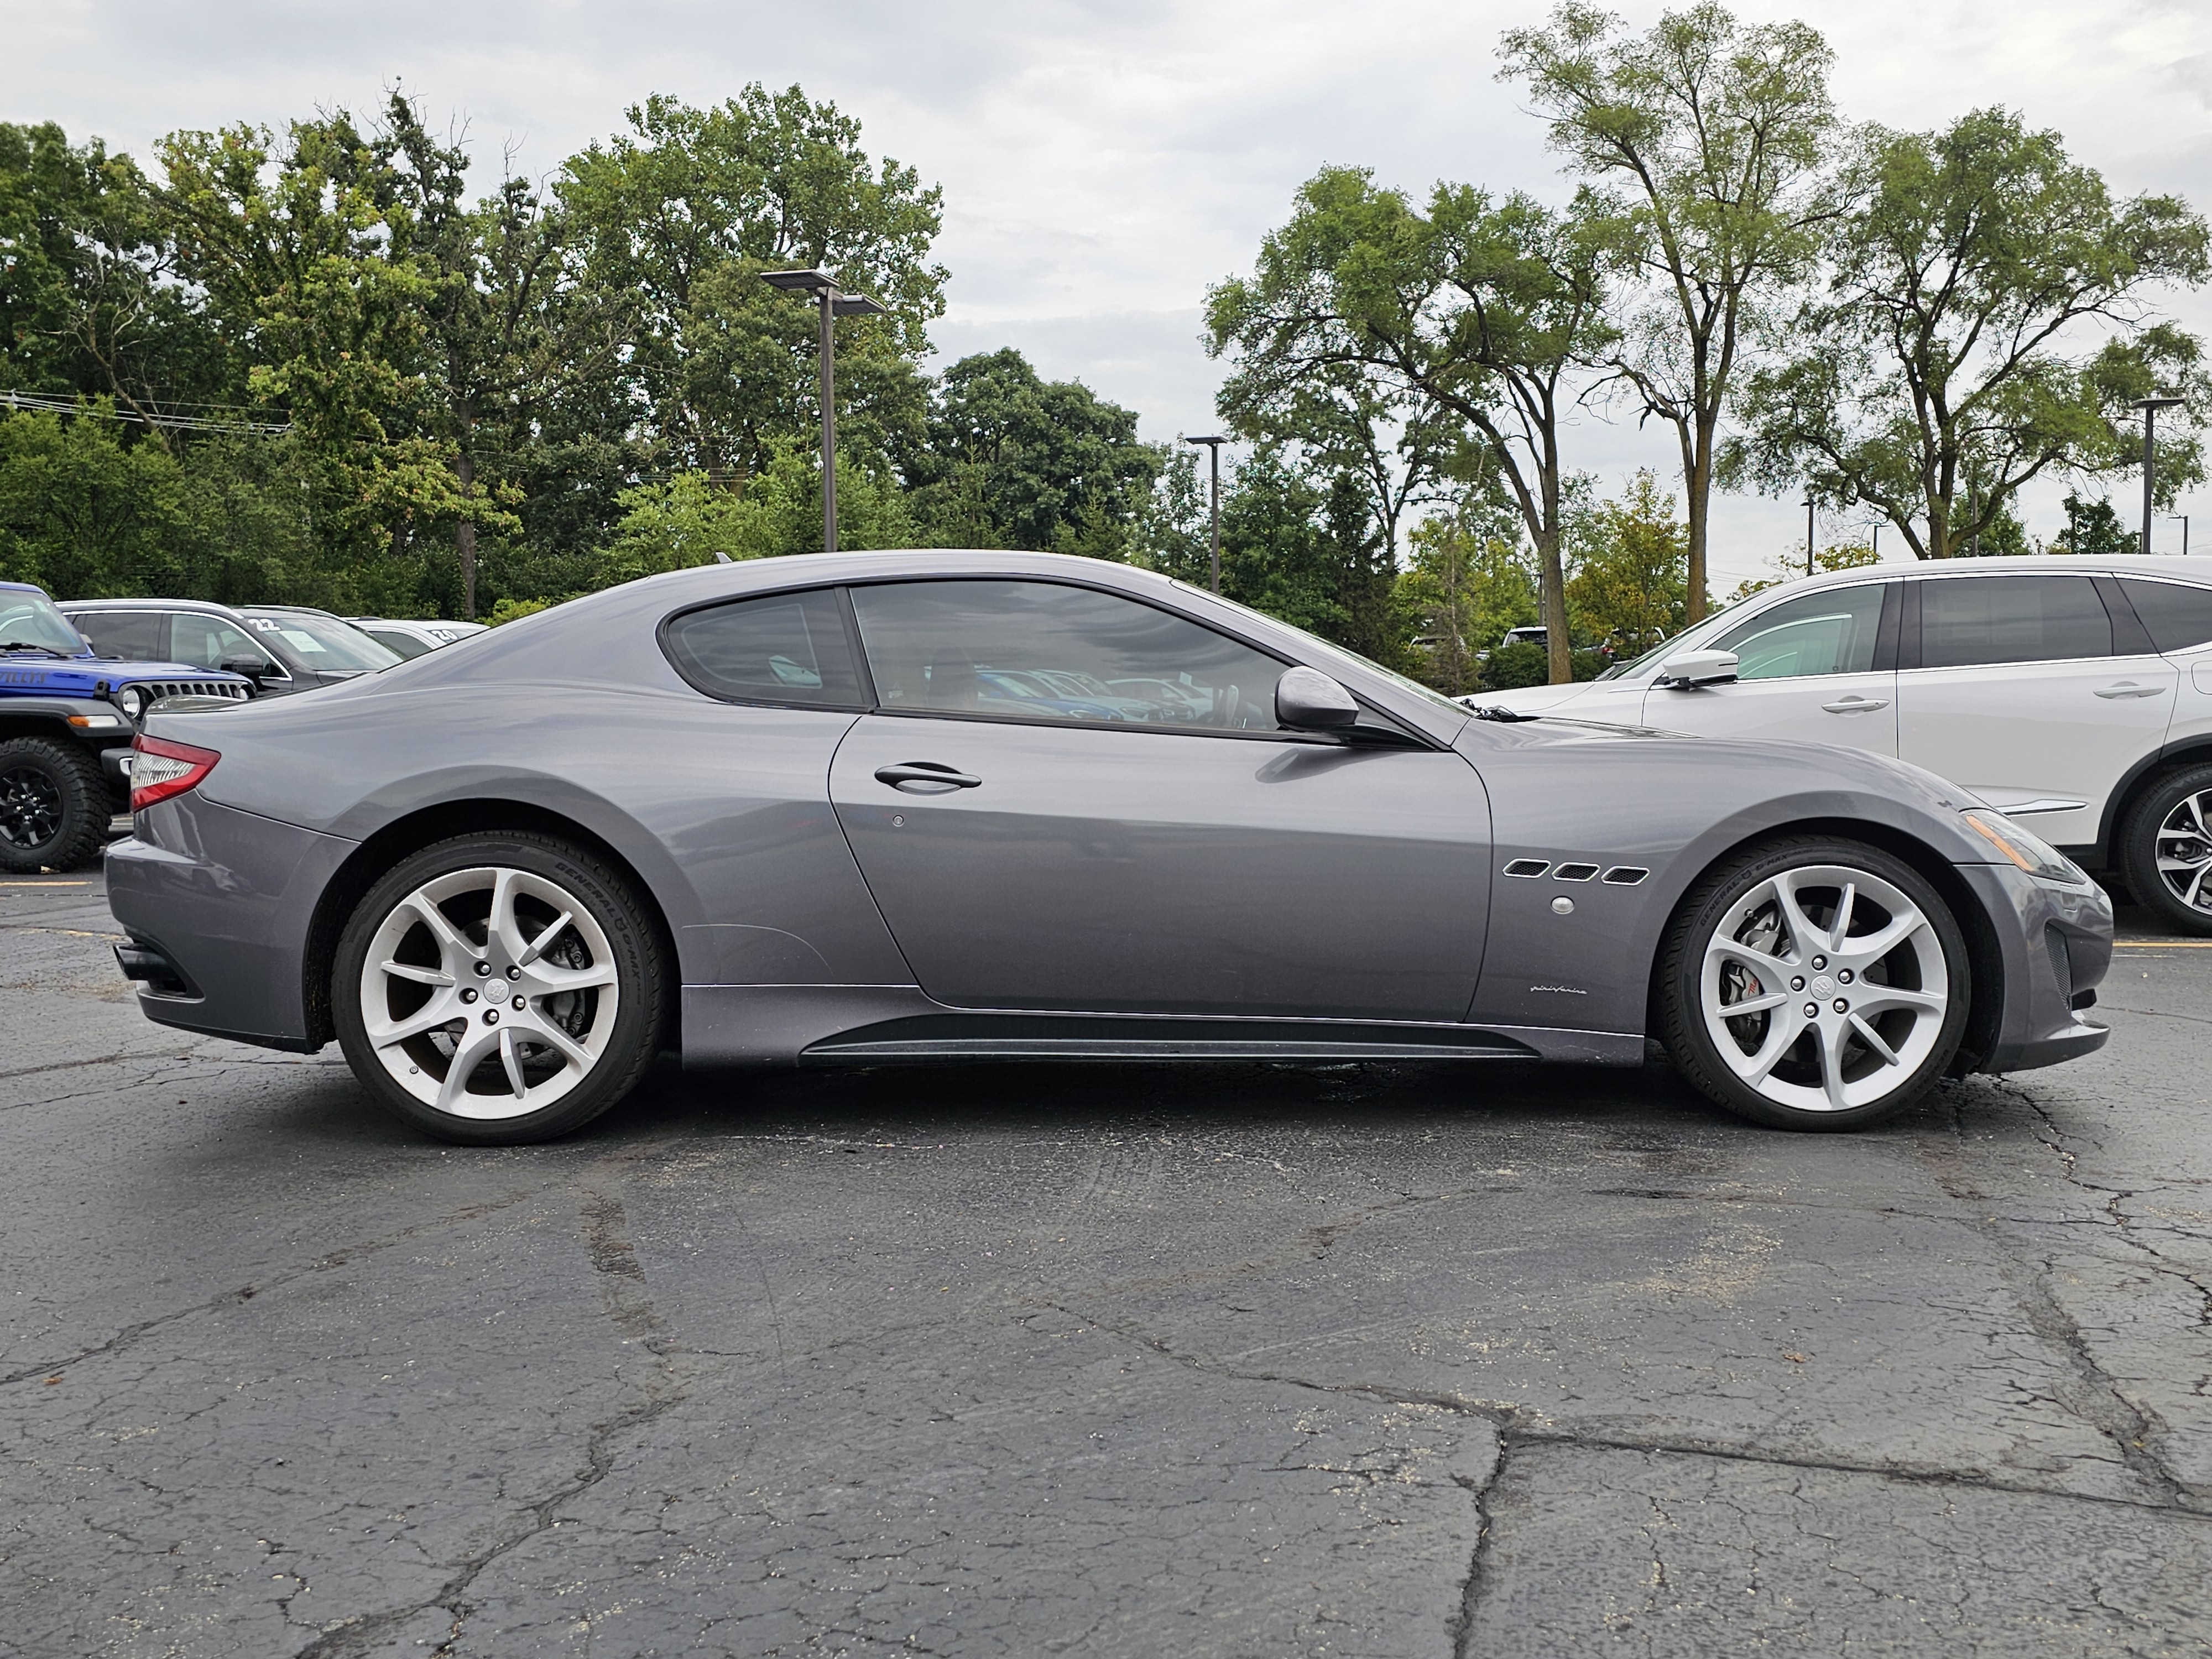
[559,87,945,488]
[1727,109,2210,559]
[1500,2,1839,622]
[1209,168,1615,682]
[1565,469,1687,653]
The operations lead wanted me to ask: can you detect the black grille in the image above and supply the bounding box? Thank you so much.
[2044,926,2073,1006]
[137,681,251,703]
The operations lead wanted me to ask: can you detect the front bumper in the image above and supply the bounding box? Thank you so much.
[1958,862,2112,1074]
[105,792,357,1051]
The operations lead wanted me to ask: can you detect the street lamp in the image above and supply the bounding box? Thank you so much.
[1183,435,1227,593]
[762,269,888,553]
[2133,395,2186,556]
[2172,514,2190,557]
[1802,492,1815,577]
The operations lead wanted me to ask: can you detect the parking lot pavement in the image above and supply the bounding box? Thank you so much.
[2,869,2209,1658]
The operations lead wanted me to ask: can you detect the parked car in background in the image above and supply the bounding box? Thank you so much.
[350,618,489,660]
[1471,555,2212,933]
[62,599,401,696]
[107,550,2106,1146]
[1,581,249,872]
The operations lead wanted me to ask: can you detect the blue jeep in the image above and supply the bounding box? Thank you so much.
[0,581,252,873]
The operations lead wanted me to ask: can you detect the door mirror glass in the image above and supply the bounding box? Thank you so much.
[1274,665,1359,729]
[1656,649,1740,688]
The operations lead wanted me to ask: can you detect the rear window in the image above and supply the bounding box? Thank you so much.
[1918,575,2111,668]
[2119,578,2212,654]
[66,609,163,660]
[662,588,869,708]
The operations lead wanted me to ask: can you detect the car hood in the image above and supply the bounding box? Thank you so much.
[1460,679,1642,718]
[0,656,251,696]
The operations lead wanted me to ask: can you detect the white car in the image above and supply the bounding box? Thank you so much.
[349,618,489,660]
[1473,555,2212,933]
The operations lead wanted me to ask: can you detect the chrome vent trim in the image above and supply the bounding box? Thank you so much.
[1552,862,1600,882]
[1602,867,1650,885]
[1503,859,1551,878]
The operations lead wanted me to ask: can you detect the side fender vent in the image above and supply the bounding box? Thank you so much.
[1503,859,1551,878]
[1552,862,1600,883]
[1603,867,1651,885]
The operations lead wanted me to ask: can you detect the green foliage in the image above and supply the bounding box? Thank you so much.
[1565,471,1688,654]
[1482,640,1550,691]
[1397,512,1539,695]
[1727,107,2210,558]
[1724,539,1881,602]
[2054,494,2137,557]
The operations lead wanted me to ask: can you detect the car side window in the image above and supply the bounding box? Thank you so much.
[2118,578,2212,654]
[71,610,164,660]
[847,579,1287,731]
[1919,575,2111,669]
[662,587,869,708]
[363,628,435,660]
[171,616,272,674]
[1708,584,1886,680]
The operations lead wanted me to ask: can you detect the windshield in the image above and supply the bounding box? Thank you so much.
[1594,590,1761,681]
[0,591,93,656]
[1175,583,1473,718]
[243,612,402,672]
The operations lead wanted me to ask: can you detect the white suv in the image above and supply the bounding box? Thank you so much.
[1477,556,2212,934]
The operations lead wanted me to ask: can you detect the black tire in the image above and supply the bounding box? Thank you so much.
[1657,837,1972,1131]
[0,737,109,874]
[2117,763,2212,937]
[332,832,665,1145]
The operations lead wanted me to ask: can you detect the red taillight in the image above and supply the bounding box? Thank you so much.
[130,735,221,812]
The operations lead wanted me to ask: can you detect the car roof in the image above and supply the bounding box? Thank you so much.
[1740,555,2212,598]
[59,596,246,615]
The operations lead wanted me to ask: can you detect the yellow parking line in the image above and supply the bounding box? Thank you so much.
[2114,941,2212,948]
[0,881,90,888]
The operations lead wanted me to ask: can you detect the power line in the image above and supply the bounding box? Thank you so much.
[2,390,291,436]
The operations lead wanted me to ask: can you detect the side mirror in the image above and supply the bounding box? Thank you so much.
[1656,649,1739,689]
[1275,665,1359,731]
[219,654,271,680]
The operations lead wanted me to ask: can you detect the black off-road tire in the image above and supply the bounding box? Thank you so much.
[1656,836,1973,1131]
[332,832,666,1145]
[0,737,109,874]
[2117,763,2212,937]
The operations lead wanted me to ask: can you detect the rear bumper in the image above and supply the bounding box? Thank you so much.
[104,794,356,1051]
[1959,863,2112,1075]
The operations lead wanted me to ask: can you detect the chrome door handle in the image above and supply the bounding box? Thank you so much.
[1821,696,1890,713]
[2094,683,2167,699]
[874,761,982,791]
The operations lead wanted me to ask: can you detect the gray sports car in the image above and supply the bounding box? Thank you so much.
[106,551,2112,1145]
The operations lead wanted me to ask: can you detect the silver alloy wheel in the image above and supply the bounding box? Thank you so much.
[356,865,620,1120]
[1700,863,1948,1114]
[2153,790,2212,915]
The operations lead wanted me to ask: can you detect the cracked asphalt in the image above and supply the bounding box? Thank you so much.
[4,865,2211,1657]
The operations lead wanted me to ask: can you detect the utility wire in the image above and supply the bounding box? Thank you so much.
[2,389,291,436]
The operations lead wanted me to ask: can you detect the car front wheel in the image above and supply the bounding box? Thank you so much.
[1657,838,1971,1130]
[332,833,665,1145]
[0,737,109,874]
[2118,764,2212,937]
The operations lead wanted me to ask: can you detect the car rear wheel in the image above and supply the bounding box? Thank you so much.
[332,833,665,1145]
[2117,764,2212,937]
[0,737,109,874]
[1658,838,1970,1130]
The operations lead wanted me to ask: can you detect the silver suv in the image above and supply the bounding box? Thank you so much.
[62,599,400,696]
[1477,556,2212,933]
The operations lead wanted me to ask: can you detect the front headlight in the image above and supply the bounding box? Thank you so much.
[114,684,148,720]
[1961,810,2089,885]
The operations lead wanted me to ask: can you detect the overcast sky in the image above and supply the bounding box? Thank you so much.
[7,0,2210,588]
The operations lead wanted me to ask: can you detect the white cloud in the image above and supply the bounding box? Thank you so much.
[4,0,2209,585]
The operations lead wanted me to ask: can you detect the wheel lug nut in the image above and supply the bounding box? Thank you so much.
[474,962,491,977]
[484,1008,499,1024]
[1838,969,1854,984]
[1811,954,1828,971]
[1834,999,1849,1014]
[1790,977,1806,992]
[460,988,477,1004]
[512,996,525,1011]
[506,966,520,980]
[1804,1002,1819,1018]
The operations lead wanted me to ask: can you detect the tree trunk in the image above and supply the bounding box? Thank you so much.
[1540,528,1571,684]
[455,444,478,621]
[1684,420,1714,623]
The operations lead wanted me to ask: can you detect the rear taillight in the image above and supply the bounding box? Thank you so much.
[130,735,221,812]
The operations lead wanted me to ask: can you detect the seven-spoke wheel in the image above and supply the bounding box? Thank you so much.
[333,834,663,1143]
[1660,839,1969,1129]
[2120,764,2212,937]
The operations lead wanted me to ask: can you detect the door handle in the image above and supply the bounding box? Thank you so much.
[874,761,982,791]
[1821,696,1890,713]
[2094,682,2167,699]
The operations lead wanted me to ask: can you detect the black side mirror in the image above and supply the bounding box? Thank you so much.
[1274,665,1359,731]
[219,654,272,682]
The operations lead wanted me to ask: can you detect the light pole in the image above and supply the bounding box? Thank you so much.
[1871,522,1881,561]
[2172,514,2190,557]
[2133,395,2186,556]
[763,269,888,553]
[1803,492,1815,577]
[1183,435,1227,593]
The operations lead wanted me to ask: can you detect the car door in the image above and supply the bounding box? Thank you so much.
[1897,573,2176,849]
[827,577,1493,1022]
[1637,580,1898,750]
[169,613,281,681]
